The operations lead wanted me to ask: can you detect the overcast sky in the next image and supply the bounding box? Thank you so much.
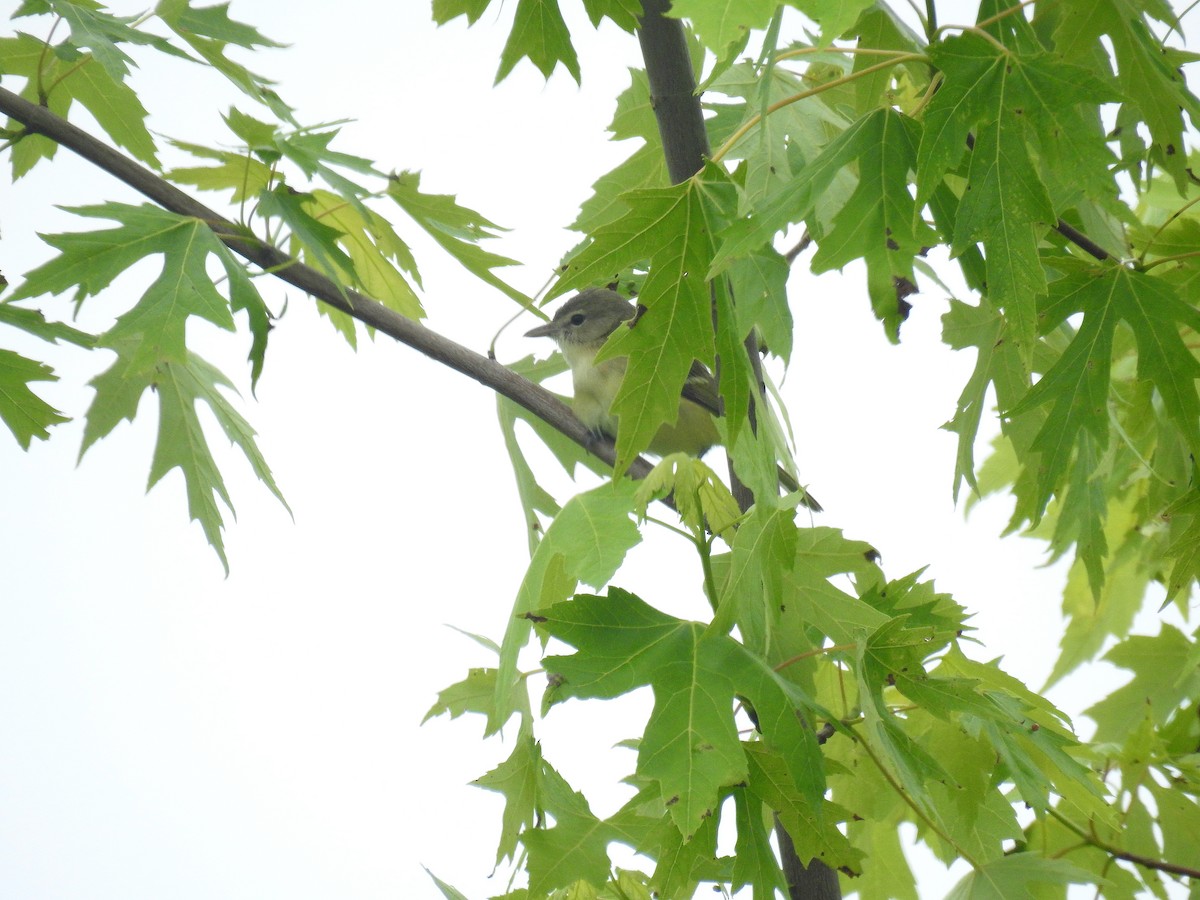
[0,2,1184,898]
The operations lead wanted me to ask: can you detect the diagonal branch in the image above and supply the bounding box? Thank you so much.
[0,84,656,484]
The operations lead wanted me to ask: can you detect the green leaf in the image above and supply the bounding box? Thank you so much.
[809,108,936,339]
[62,57,160,167]
[422,667,499,724]
[1049,0,1200,187]
[0,302,94,348]
[387,170,532,310]
[744,743,862,874]
[944,854,1096,900]
[166,136,273,202]
[258,185,356,286]
[787,0,875,41]
[520,755,615,894]
[730,788,786,896]
[10,203,279,568]
[495,0,580,84]
[555,170,740,473]
[432,0,492,25]
[491,480,642,734]
[1149,780,1200,873]
[940,296,1033,500]
[0,33,159,170]
[43,0,172,80]
[305,188,423,319]
[634,455,741,541]
[1164,490,1200,600]
[0,348,69,448]
[540,588,826,840]
[423,867,471,900]
[711,107,877,272]
[1008,266,1200,525]
[951,116,1053,364]
[667,0,775,54]
[148,353,287,573]
[1085,624,1200,742]
[712,504,797,639]
[728,248,792,362]
[156,0,293,120]
[164,0,285,49]
[579,0,641,32]
[1046,493,1153,684]
[474,724,540,865]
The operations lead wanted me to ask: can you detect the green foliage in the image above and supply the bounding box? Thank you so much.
[5,0,1200,897]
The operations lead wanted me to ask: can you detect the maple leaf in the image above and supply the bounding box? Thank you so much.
[491,480,642,735]
[520,759,616,894]
[1085,624,1200,742]
[920,33,1117,365]
[9,202,281,570]
[1047,0,1199,187]
[474,724,540,866]
[811,108,936,339]
[0,348,69,448]
[945,855,1095,900]
[494,0,580,84]
[538,588,826,840]
[20,0,177,80]
[431,0,492,25]
[1008,265,1200,525]
[387,170,531,310]
[0,33,159,175]
[666,0,776,54]
[156,0,293,119]
[744,744,863,874]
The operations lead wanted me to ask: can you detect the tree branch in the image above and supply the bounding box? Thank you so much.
[634,3,840,897]
[1049,809,1200,879]
[0,84,657,484]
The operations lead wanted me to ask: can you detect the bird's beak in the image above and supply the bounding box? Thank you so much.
[524,321,558,338]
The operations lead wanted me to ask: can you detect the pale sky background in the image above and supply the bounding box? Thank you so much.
[0,2,1189,898]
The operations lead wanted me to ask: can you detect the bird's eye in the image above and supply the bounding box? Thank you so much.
[569,313,586,326]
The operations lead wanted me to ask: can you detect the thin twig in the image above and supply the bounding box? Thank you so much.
[1048,809,1200,879]
[1054,219,1111,261]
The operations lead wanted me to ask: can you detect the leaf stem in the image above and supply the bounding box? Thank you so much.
[643,513,695,542]
[934,24,1012,54]
[908,69,944,118]
[1108,404,1175,487]
[710,54,927,163]
[975,0,1041,31]
[698,534,720,614]
[772,46,922,63]
[41,56,91,101]
[1047,808,1200,879]
[774,643,857,671]
[34,18,64,102]
[1139,249,1200,271]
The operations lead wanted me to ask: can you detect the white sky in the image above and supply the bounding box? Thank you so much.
[0,2,1185,898]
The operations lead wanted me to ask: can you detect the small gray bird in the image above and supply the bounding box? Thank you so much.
[527,287,821,510]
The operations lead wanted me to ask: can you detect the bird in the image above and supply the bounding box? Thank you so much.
[525,287,820,510]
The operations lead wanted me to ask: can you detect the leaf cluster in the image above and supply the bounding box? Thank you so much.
[425,0,1200,896]
[5,0,1200,897]
[1,0,525,565]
